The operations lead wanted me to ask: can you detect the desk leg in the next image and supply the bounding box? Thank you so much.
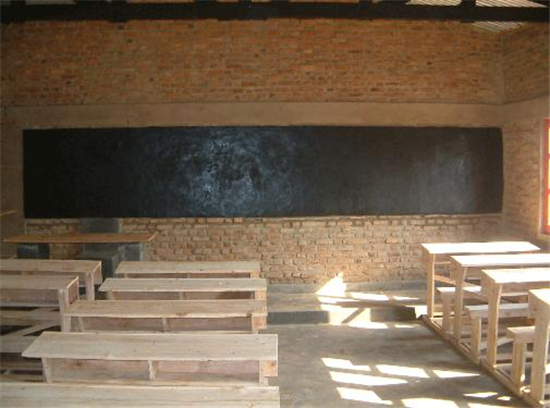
[530,309,550,402]
[486,283,503,367]
[85,274,95,301]
[452,266,467,340]
[425,253,436,318]
[16,243,50,259]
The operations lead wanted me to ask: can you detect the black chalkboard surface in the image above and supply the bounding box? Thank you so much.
[23,126,502,218]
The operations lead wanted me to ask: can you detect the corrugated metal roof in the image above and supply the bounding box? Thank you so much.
[408,0,546,32]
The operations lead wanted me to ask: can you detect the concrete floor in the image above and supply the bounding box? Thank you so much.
[265,323,527,408]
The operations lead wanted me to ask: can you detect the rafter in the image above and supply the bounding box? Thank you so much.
[1,1,547,24]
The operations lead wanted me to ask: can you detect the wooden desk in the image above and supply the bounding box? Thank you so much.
[449,253,550,341]
[421,242,539,318]
[63,299,268,333]
[0,382,281,408]
[99,278,267,301]
[24,332,278,386]
[480,268,550,367]
[0,275,79,315]
[116,261,261,279]
[0,259,102,301]
[4,233,157,260]
[527,289,550,405]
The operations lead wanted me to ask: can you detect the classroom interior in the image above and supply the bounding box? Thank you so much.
[0,1,549,407]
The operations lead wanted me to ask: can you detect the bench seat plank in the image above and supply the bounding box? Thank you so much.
[100,278,266,293]
[100,278,267,300]
[0,259,102,285]
[63,300,267,333]
[0,275,79,291]
[65,300,267,318]
[0,382,280,408]
[116,261,261,279]
[24,332,277,362]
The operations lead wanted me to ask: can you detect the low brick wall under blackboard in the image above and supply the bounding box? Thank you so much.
[25,214,503,283]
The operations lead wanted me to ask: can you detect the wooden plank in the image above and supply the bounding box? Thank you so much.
[482,268,550,286]
[116,261,261,278]
[0,382,280,408]
[100,278,266,293]
[23,332,278,362]
[0,309,59,326]
[5,233,157,244]
[0,259,102,285]
[421,242,539,256]
[451,253,550,269]
[0,275,79,291]
[100,278,266,300]
[65,300,267,318]
[64,299,267,333]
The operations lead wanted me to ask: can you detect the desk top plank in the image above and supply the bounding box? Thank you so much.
[0,382,280,408]
[0,275,78,290]
[5,233,157,244]
[481,268,550,284]
[23,332,278,361]
[116,261,261,275]
[65,300,267,318]
[99,278,266,293]
[0,259,102,285]
[451,253,550,268]
[421,241,539,255]
[529,288,550,308]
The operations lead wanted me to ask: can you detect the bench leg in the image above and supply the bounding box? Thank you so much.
[42,358,53,383]
[17,243,50,259]
[511,341,527,387]
[470,316,482,361]
[442,297,452,333]
[425,253,435,318]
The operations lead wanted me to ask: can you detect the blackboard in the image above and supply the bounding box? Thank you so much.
[23,126,503,218]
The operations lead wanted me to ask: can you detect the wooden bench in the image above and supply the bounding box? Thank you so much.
[524,289,550,407]
[0,382,281,408]
[99,278,267,301]
[4,232,157,261]
[23,332,278,386]
[506,326,535,388]
[0,275,79,315]
[466,303,529,362]
[421,242,539,318]
[480,267,550,368]
[0,259,102,301]
[63,299,268,334]
[0,276,79,379]
[449,253,550,342]
[115,261,261,279]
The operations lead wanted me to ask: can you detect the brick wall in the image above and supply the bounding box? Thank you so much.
[2,18,548,282]
[26,215,502,283]
[502,119,543,242]
[502,23,550,104]
[501,23,549,244]
[1,19,502,106]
